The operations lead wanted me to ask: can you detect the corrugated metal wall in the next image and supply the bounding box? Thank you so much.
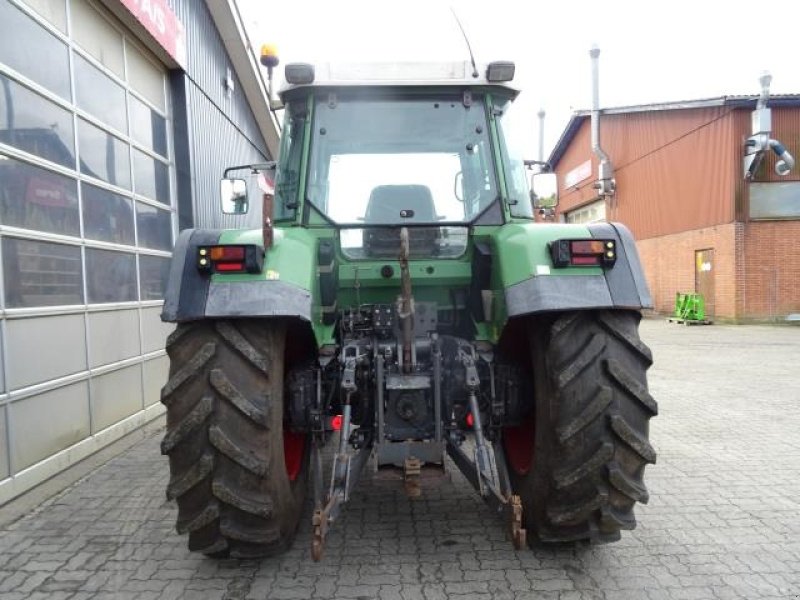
[556,107,739,240]
[169,0,270,230]
[186,84,267,228]
[170,0,265,152]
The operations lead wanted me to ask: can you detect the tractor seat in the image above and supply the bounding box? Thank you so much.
[364,185,437,223]
[363,185,439,257]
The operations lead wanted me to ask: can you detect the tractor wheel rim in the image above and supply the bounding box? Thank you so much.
[503,416,536,476]
[283,427,306,482]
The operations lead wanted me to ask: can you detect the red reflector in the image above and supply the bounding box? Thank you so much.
[550,238,616,269]
[466,413,474,428]
[331,415,343,431]
[570,255,601,266]
[570,240,605,254]
[215,262,246,272]
[209,245,245,261]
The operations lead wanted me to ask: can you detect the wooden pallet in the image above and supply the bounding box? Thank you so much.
[667,317,713,326]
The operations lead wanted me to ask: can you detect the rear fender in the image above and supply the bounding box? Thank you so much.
[499,222,652,318]
[161,228,315,323]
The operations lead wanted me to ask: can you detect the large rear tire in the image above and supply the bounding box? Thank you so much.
[160,319,308,558]
[505,310,657,544]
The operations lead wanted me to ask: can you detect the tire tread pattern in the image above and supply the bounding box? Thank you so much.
[160,320,305,558]
[160,395,213,455]
[514,310,657,545]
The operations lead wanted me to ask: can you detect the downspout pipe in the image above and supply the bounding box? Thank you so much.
[590,45,615,198]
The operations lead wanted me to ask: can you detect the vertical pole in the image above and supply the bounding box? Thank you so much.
[432,334,442,442]
[376,353,385,444]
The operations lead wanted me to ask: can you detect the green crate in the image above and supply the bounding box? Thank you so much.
[674,292,705,321]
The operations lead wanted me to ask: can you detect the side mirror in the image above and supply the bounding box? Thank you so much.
[530,172,558,210]
[221,178,249,214]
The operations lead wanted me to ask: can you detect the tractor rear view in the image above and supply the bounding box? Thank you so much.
[159,56,657,560]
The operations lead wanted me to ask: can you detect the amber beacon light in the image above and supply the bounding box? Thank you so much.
[260,44,279,69]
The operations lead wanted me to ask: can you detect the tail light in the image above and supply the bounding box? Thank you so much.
[197,244,264,274]
[550,239,616,268]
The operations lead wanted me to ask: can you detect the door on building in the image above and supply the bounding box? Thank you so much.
[695,249,715,318]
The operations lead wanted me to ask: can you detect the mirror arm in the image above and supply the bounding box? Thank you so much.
[262,192,275,249]
[223,161,277,179]
[523,159,552,172]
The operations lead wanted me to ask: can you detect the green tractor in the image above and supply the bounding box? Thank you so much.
[160,58,657,560]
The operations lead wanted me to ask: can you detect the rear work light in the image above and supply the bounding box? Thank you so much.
[550,239,617,268]
[197,244,264,274]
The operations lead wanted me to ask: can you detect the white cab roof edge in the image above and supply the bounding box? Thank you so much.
[278,61,519,100]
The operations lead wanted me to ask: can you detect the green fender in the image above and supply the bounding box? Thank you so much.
[491,221,652,322]
[161,227,332,341]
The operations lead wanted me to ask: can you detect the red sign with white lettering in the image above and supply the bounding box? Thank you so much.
[119,0,187,69]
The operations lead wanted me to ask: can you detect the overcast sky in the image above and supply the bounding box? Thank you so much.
[239,0,800,158]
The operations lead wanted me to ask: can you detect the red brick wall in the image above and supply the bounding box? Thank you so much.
[741,221,800,319]
[637,224,739,319]
[636,221,800,321]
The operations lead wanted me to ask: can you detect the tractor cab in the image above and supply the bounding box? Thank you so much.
[223,61,534,258]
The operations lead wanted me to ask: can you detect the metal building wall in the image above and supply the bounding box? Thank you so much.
[0,0,176,504]
[170,0,270,230]
[556,107,739,240]
[0,0,275,506]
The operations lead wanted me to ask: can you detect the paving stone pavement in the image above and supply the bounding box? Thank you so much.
[1,319,799,599]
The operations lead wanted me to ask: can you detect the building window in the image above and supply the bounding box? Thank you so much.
[85,248,137,303]
[81,182,135,245]
[0,72,75,168]
[0,154,80,235]
[139,254,169,300]
[129,94,168,158]
[0,0,71,99]
[0,0,174,312]
[20,0,67,32]
[136,202,172,250]
[126,42,166,112]
[566,199,606,224]
[2,237,83,307]
[77,118,131,188]
[132,148,170,204]
[73,53,128,133]
[70,0,124,78]
[749,182,800,219]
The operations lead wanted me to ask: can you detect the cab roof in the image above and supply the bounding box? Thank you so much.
[277,61,520,101]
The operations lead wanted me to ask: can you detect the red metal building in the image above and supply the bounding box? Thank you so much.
[549,96,800,322]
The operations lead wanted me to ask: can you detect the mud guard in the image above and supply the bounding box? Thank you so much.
[504,222,652,317]
[161,229,312,323]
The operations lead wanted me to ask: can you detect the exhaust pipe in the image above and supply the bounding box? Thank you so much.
[757,71,771,110]
[537,109,546,164]
[590,45,615,198]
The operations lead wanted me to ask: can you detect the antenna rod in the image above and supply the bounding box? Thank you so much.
[451,8,479,78]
